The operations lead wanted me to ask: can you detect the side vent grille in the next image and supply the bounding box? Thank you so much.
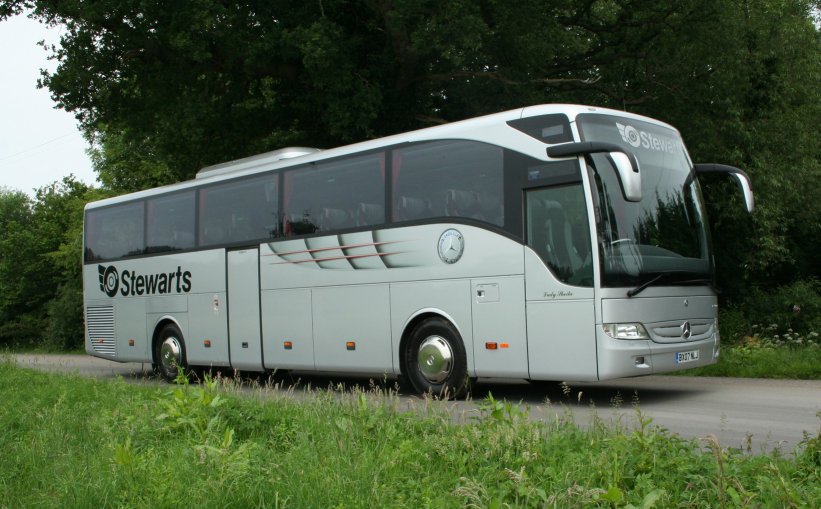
[87,305,116,356]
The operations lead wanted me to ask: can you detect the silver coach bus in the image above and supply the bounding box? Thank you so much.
[83,104,753,396]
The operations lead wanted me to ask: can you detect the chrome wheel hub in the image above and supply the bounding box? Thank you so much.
[160,336,182,374]
[417,335,453,383]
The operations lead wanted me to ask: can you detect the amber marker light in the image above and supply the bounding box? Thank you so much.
[346,341,356,351]
[284,341,293,350]
[485,342,498,350]
[128,339,135,347]
[204,340,212,348]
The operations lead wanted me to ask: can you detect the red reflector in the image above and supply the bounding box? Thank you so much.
[284,341,293,350]
[485,342,498,350]
[204,340,211,348]
[346,341,356,351]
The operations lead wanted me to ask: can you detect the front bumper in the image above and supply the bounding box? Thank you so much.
[596,326,719,380]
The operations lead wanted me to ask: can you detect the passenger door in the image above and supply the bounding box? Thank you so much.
[524,184,598,381]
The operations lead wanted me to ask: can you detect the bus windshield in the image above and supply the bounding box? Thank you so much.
[576,114,713,288]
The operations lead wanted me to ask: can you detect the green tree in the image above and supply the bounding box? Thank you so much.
[36,177,108,349]
[0,188,45,344]
[88,125,175,193]
[0,179,100,347]
[2,0,716,189]
[1,0,818,347]
[665,0,821,315]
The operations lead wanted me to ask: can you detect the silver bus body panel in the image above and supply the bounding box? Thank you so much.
[261,288,314,370]
[261,224,527,377]
[596,331,718,379]
[260,225,524,289]
[596,288,719,379]
[85,249,229,366]
[389,280,474,375]
[523,248,598,381]
[227,248,263,372]
[187,292,230,367]
[470,276,528,378]
[85,223,537,378]
[312,284,392,373]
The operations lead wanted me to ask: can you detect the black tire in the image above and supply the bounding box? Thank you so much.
[403,317,469,399]
[155,323,188,383]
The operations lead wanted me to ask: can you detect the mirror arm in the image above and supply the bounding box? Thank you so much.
[547,141,642,202]
[547,141,622,157]
[547,142,639,172]
[693,163,750,180]
[694,163,755,213]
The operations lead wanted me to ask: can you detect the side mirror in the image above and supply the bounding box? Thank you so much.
[547,142,642,202]
[694,164,754,213]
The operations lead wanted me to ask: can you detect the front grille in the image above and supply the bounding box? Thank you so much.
[87,305,116,356]
[648,319,714,344]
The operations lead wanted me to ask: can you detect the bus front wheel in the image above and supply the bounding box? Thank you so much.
[404,317,469,399]
[155,323,188,383]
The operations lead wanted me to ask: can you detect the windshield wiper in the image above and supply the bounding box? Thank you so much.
[627,274,714,298]
[627,273,665,298]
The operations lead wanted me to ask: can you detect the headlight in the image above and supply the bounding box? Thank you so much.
[603,323,650,340]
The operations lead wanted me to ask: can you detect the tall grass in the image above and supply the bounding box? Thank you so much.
[685,324,821,379]
[1,360,819,508]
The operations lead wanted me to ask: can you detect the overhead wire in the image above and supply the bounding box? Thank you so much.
[0,133,76,162]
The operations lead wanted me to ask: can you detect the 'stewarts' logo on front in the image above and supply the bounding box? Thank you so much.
[617,122,679,155]
[617,123,642,147]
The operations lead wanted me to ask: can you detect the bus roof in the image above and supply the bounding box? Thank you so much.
[85,104,676,210]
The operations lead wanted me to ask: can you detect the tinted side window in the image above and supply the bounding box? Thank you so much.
[85,202,145,261]
[146,191,195,253]
[283,153,384,236]
[393,140,504,226]
[199,174,278,246]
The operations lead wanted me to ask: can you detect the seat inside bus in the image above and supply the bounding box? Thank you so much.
[396,196,431,221]
[357,203,384,226]
[530,199,585,276]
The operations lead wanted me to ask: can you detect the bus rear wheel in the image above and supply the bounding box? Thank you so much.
[155,323,188,383]
[404,317,469,399]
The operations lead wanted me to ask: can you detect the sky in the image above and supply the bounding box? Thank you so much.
[0,14,96,196]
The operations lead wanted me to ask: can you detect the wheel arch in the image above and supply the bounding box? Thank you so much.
[151,315,185,364]
[397,308,468,376]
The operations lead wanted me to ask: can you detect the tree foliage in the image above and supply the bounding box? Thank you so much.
[0,179,105,346]
[0,0,818,347]
[3,0,728,179]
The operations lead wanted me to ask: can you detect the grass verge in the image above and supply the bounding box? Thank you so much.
[1,360,819,508]
[676,324,821,379]
[682,344,821,379]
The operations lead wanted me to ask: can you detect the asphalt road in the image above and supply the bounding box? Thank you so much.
[11,353,821,453]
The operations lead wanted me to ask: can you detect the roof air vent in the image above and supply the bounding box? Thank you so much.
[196,147,321,179]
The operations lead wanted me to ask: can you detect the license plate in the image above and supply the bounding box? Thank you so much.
[675,349,699,365]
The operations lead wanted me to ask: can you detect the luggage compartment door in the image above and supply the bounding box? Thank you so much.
[227,248,263,371]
